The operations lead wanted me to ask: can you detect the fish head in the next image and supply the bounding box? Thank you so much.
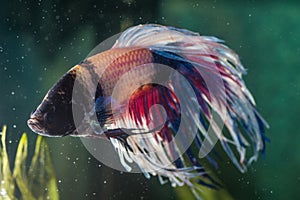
[28,72,80,137]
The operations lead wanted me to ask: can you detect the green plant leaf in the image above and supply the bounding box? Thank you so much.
[28,136,59,200]
[0,125,16,200]
[1,126,59,200]
[13,133,35,199]
[175,179,234,200]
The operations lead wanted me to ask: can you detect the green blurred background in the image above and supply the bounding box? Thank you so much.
[0,0,299,199]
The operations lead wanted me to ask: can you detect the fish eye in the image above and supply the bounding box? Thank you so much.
[44,105,56,125]
[49,105,56,112]
[44,113,55,124]
[45,112,56,124]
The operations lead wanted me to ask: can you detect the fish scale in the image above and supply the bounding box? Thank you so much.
[84,48,154,99]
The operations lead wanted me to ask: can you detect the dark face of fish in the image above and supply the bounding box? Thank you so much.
[28,71,79,137]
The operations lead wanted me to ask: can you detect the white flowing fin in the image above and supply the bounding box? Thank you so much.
[106,24,268,194]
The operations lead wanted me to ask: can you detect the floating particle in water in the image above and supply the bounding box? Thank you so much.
[12,124,17,128]
[193,3,199,8]
[0,47,3,53]
[0,188,7,197]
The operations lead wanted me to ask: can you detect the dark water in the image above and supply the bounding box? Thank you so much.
[1,0,299,199]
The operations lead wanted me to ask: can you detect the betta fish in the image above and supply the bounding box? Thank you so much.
[28,24,268,199]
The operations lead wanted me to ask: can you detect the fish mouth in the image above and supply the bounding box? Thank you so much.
[27,117,46,135]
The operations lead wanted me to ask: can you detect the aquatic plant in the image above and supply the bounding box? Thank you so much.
[0,125,59,200]
[175,183,234,200]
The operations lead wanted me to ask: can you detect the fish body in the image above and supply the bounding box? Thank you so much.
[28,24,268,198]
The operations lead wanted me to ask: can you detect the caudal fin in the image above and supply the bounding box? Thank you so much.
[110,24,268,195]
